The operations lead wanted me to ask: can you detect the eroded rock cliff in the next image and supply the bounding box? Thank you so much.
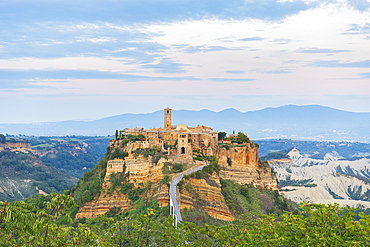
[76,156,168,218]
[76,141,279,221]
[269,156,370,208]
[180,173,234,221]
[217,145,278,190]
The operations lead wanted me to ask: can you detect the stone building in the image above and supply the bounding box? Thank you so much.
[121,107,219,158]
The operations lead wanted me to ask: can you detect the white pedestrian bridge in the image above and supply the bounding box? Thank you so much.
[169,160,208,227]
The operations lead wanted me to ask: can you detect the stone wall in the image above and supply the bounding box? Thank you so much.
[76,158,131,219]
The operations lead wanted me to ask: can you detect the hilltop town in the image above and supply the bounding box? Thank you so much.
[75,108,279,222]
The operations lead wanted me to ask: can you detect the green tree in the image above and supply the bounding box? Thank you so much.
[115,129,118,140]
[138,134,145,141]
[218,131,227,140]
[82,190,93,203]
[236,132,251,144]
[0,134,5,143]
[0,192,98,246]
[2,194,370,246]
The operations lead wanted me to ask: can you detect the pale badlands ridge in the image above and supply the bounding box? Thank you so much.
[270,152,370,208]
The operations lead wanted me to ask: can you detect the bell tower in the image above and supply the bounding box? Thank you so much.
[164,107,171,129]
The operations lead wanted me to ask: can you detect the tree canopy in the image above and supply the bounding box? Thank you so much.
[1,192,370,246]
[236,132,251,144]
[0,134,5,144]
[218,131,227,140]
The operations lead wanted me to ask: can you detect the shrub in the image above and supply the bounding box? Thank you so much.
[162,162,184,174]
[110,148,128,160]
[236,132,251,144]
[193,156,204,161]
[260,152,289,161]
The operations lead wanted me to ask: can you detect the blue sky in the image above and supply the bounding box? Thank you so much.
[1,0,370,123]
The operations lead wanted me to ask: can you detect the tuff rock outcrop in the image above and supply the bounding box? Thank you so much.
[180,173,235,221]
[76,140,278,220]
[76,156,168,218]
[217,145,278,190]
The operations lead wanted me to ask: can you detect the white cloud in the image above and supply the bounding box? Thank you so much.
[76,36,117,43]
[1,1,370,123]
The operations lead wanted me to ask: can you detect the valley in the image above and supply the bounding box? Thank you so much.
[0,135,110,201]
[1,111,370,222]
[267,147,370,208]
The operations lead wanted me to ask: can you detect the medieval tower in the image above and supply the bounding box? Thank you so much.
[164,107,171,129]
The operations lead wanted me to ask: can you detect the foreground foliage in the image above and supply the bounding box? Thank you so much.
[1,193,370,246]
[220,179,296,217]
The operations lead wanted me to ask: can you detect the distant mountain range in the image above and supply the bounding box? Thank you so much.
[1,105,370,142]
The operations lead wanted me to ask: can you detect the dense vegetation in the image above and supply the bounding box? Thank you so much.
[162,162,184,174]
[1,192,370,246]
[131,146,164,164]
[179,155,295,226]
[221,179,296,216]
[260,152,290,161]
[0,135,110,202]
[43,150,98,178]
[183,155,221,188]
[236,132,251,144]
[71,154,108,207]
[1,135,110,178]
[31,136,110,178]
[180,177,298,227]
[0,151,75,202]
[278,176,316,188]
[0,134,5,143]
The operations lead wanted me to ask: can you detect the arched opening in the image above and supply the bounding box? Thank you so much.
[181,147,185,154]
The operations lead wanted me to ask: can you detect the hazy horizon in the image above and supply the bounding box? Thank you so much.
[1,104,370,124]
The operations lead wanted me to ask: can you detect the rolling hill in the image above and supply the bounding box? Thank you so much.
[1,105,370,142]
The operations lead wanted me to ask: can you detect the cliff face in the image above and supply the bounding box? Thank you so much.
[217,145,278,190]
[0,142,31,152]
[76,140,279,220]
[180,173,235,222]
[76,156,168,219]
[76,159,130,219]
